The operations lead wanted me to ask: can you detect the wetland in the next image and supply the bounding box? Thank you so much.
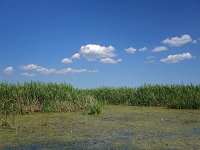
[1,105,200,150]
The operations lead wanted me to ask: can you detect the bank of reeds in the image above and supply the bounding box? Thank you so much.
[86,84,200,109]
[0,82,200,115]
[0,82,97,115]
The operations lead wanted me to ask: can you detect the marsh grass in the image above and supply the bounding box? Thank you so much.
[88,104,102,115]
[0,82,200,117]
[0,113,16,129]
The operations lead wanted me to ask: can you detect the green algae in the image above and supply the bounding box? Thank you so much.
[0,105,200,149]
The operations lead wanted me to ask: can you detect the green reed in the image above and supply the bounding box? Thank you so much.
[0,82,199,116]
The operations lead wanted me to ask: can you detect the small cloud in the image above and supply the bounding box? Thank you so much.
[139,47,147,52]
[145,60,154,63]
[146,56,155,60]
[3,66,14,75]
[21,73,36,77]
[162,34,192,46]
[160,52,193,63]
[19,64,39,70]
[36,68,56,74]
[61,53,80,64]
[153,46,168,52]
[87,69,99,73]
[125,47,137,54]
[61,58,73,64]
[71,53,80,59]
[55,68,97,74]
[100,58,122,64]
[145,56,155,63]
[192,40,197,44]
[20,64,56,74]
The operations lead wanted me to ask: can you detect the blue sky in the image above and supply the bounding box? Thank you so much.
[0,0,200,88]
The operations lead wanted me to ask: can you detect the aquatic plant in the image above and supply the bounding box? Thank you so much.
[89,104,102,115]
[0,82,199,116]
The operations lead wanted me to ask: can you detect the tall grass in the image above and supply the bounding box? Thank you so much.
[0,82,200,116]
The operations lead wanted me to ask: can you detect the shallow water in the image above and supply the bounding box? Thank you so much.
[0,106,200,149]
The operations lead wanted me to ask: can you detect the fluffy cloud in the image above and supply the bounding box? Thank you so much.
[19,64,97,75]
[3,66,14,75]
[61,44,121,64]
[160,52,193,63]
[20,64,55,74]
[80,44,116,61]
[100,58,122,64]
[71,53,80,59]
[61,58,73,64]
[162,34,192,46]
[19,64,38,70]
[153,46,168,52]
[21,73,36,77]
[139,47,147,52]
[125,47,137,54]
[61,53,80,64]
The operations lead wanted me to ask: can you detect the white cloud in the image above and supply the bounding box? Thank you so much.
[162,34,192,46]
[19,64,97,75]
[61,53,80,64]
[55,68,98,74]
[100,58,122,64]
[36,67,56,74]
[125,47,137,54]
[19,64,39,70]
[80,44,116,61]
[61,58,73,64]
[153,46,168,52]
[139,47,147,52]
[19,64,56,74]
[71,53,80,59]
[20,64,56,74]
[21,73,36,77]
[61,44,121,64]
[3,66,14,75]
[160,52,193,63]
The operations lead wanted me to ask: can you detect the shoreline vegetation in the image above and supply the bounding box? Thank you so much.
[0,81,200,116]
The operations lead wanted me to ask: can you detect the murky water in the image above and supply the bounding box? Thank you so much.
[3,132,139,150]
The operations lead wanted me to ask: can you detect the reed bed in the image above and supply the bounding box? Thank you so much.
[86,84,200,109]
[0,82,200,115]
